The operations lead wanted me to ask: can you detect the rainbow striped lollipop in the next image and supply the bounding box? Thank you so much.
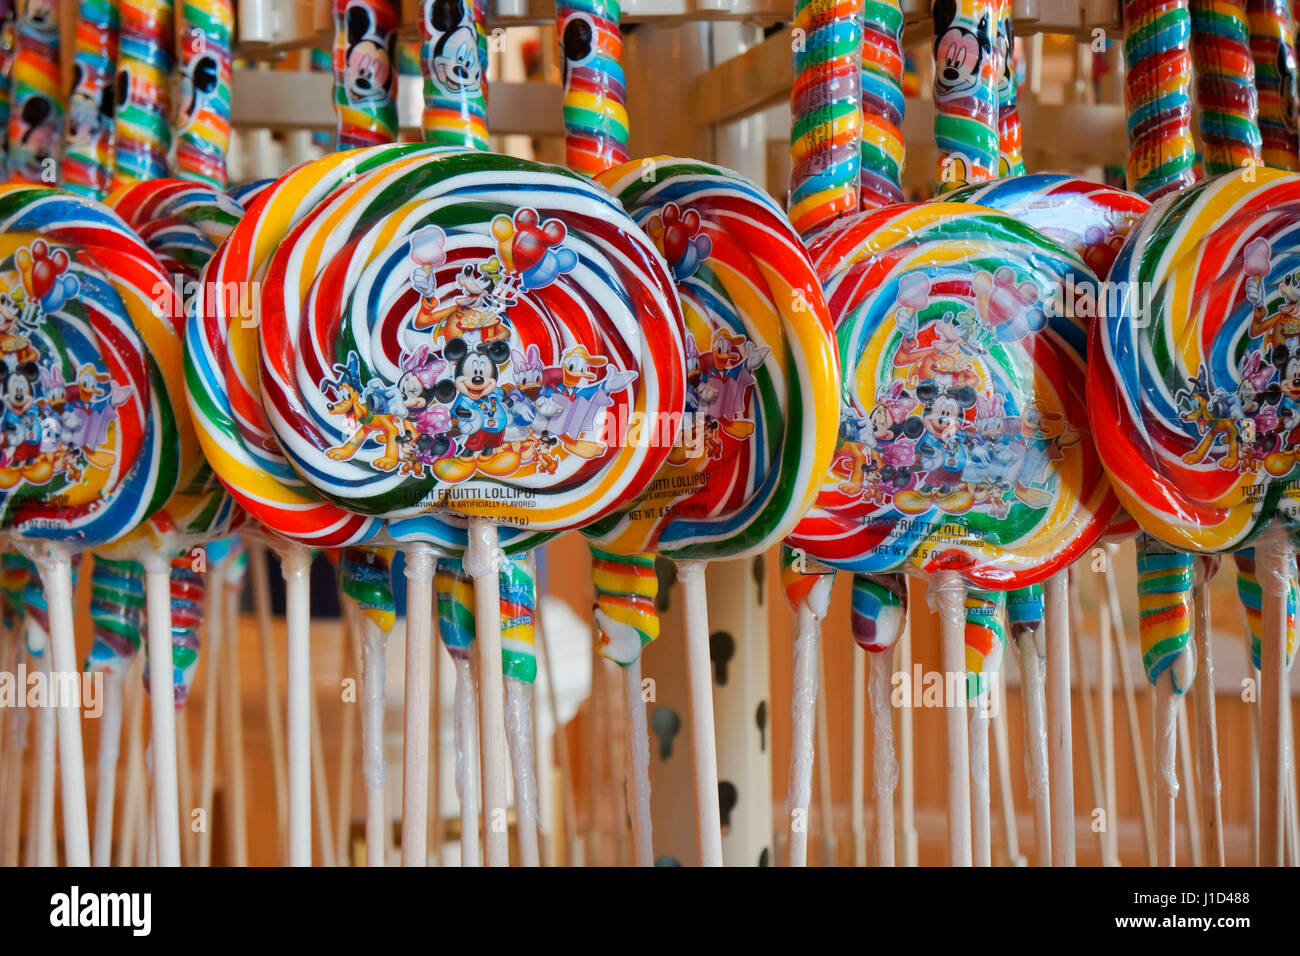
[558,0,629,177]
[7,0,62,185]
[62,0,119,199]
[1122,0,1196,199]
[1247,0,1300,171]
[1234,548,1299,668]
[112,0,173,188]
[85,557,145,677]
[994,0,1023,176]
[860,0,905,206]
[173,0,234,187]
[932,0,1000,190]
[590,547,658,665]
[331,0,398,149]
[419,0,488,151]
[1188,0,1261,174]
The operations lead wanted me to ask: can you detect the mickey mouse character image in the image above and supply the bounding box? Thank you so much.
[66,62,115,149]
[894,379,978,515]
[425,0,482,94]
[341,2,394,106]
[433,336,522,482]
[175,47,221,138]
[932,0,993,103]
[0,360,49,486]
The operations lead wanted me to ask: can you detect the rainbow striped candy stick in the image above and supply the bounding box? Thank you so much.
[932,0,1000,191]
[1234,549,1298,669]
[964,589,1006,702]
[859,0,905,206]
[0,3,20,178]
[143,555,205,709]
[591,547,658,666]
[1188,0,1262,174]
[558,0,629,176]
[0,550,28,622]
[1246,0,1300,169]
[1004,581,1049,851]
[994,0,1024,175]
[1005,584,1043,652]
[1137,541,1197,694]
[62,0,119,198]
[172,0,233,187]
[434,557,536,680]
[419,0,489,149]
[85,558,146,678]
[331,0,398,149]
[1122,0,1197,198]
[337,546,396,638]
[7,0,63,184]
[112,0,173,187]
[21,555,80,656]
[790,0,863,236]
[850,573,906,653]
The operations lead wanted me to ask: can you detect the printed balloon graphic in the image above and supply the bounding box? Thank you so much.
[491,209,577,291]
[16,240,80,314]
[648,203,711,282]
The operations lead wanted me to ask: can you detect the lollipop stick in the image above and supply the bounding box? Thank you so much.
[536,603,581,865]
[358,610,387,867]
[867,652,896,866]
[250,542,288,860]
[815,638,836,865]
[92,672,125,867]
[402,543,435,866]
[1191,565,1224,865]
[1105,550,1157,865]
[176,710,195,867]
[33,651,55,866]
[933,571,972,866]
[453,656,482,866]
[1245,638,1261,865]
[785,581,822,867]
[852,648,867,866]
[1016,633,1051,865]
[1067,575,1104,862]
[117,658,145,867]
[1258,522,1290,866]
[141,554,181,867]
[466,520,509,867]
[505,677,540,867]
[991,682,1024,866]
[198,578,223,867]
[221,575,248,867]
[30,554,92,866]
[623,656,653,866]
[970,701,992,867]
[676,560,724,867]
[335,612,358,864]
[1177,701,1202,865]
[279,543,313,867]
[1153,678,1179,866]
[1044,571,1076,866]
[1098,584,1118,866]
[428,614,442,865]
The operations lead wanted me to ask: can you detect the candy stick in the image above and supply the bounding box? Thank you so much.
[1097,577,1118,866]
[1189,0,1262,173]
[331,0,398,149]
[62,0,120,199]
[859,0,905,206]
[1044,571,1076,866]
[501,556,541,867]
[814,634,836,864]
[932,0,1000,190]
[590,547,658,866]
[418,0,488,149]
[1007,584,1050,864]
[790,0,862,236]
[1247,0,1300,170]
[1067,572,1105,862]
[1176,697,1203,864]
[435,558,481,866]
[1191,555,1225,865]
[851,572,906,866]
[335,606,358,863]
[1256,522,1292,865]
[898,612,916,865]
[1104,547,1157,864]
[85,557,145,866]
[558,0,629,176]
[1136,542,1196,866]
[994,0,1024,176]
[964,588,1005,867]
[173,0,234,187]
[112,0,173,187]
[336,546,396,867]
[7,0,63,184]
[1121,0,1196,198]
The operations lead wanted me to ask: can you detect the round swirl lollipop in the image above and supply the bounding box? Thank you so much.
[257,149,685,538]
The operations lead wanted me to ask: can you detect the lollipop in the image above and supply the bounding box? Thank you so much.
[418,0,489,150]
[85,557,145,678]
[1246,0,1300,170]
[963,587,1005,866]
[859,0,905,206]
[591,547,658,664]
[1234,548,1299,668]
[331,0,398,149]
[1187,0,1261,174]
[932,0,1000,190]
[142,555,204,707]
[1122,0,1196,199]
[109,178,244,282]
[994,0,1024,176]
[849,571,905,865]
[62,0,119,199]
[225,176,273,206]
[435,556,482,865]
[788,0,862,236]
[112,0,173,188]
[172,0,234,187]
[1005,581,1050,862]
[6,0,62,185]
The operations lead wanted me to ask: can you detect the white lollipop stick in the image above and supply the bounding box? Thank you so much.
[933,571,972,866]
[220,564,248,866]
[198,575,223,867]
[851,648,866,866]
[1177,700,1202,865]
[428,621,442,866]
[1044,571,1076,866]
[506,677,540,867]
[677,561,725,866]
[92,671,125,867]
[785,571,829,867]
[278,543,313,866]
[623,656,653,867]
[868,652,897,867]
[32,649,55,866]
[402,543,435,866]
[356,608,387,867]
[815,638,836,865]
[1098,584,1118,866]
[535,603,580,865]
[336,612,358,865]
[140,552,181,867]
[309,688,336,866]
[1153,675,1179,866]
[117,656,146,866]
[898,616,917,866]
[990,682,1024,866]
[453,656,482,865]
[466,519,509,867]
[1257,522,1291,866]
[1015,625,1051,865]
